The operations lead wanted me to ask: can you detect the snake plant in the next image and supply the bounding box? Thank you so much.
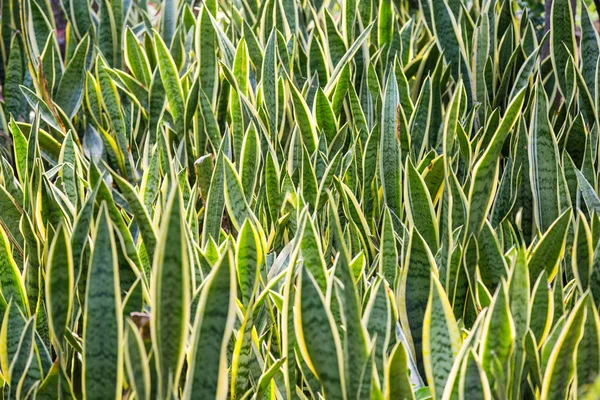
[0,0,599,398]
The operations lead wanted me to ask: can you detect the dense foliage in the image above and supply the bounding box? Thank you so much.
[0,0,600,398]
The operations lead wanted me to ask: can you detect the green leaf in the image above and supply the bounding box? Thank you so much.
[19,86,63,132]
[379,207,398,284]
[458,351,492,400]
[0,301,25,385]
[184,246,236,399]
[576,169,600,215]
[125,28,151,87]
[239,126,260,199]
[154,31,185,135]
[405,159,438,252]
[528,209,572,280]
[55,35,90,118]
[387,341,415,400]
[295,267,346,400]
[480,283,514,382]
[529,83,560,234]
[223,156,253,231]
[399,229,437,377]
[541,295,587,399]
[82,204,122,400]
[236,220,262,305]
[422,272,462,399]
[202,151,225,246]
[288,79,318,154]
[550,0,577,96]
[299,213,328,293]
[0,225,28,314]
[573,211,594,293]
[124,320,151,400]
[577,297,600,395]
[45,224,73,352]
[467,89,525,234]
[364,278,391,381]
[151,186,190,398]
[5,34,24,119]
[380,69,402,217]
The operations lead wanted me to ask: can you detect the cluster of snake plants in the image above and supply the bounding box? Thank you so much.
[1,0,600,398]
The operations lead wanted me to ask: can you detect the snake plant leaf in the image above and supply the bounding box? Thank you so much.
[0,301,25,385]
[380,207,398,284]
[477,221,508,290]
[399,229,437,376]
[197,4,218,104]
[422,272,462,400]
[550,0,577,96]
[480,282,515,386]
[295,266,346,400]
[0,223,27,313]
[467,89,525,235]
[255,357,286,398]
[301,147,318,209]
[124,320,151,400]
[576,169,600,216]
[529,83,560,234]
[97,0,118,67]
[236,220,262,305]
[239,126,260,199]
[223,156,253,231]
[530,271,553,344]
[154,31,185,135]
[427,0,472,107]
[5,34,24,119]
[458,350,492,400]
[9,315,35,396]
[329,199,369,399]
[541,294,587,399]
[378,0,393,49]
[508,247,530,340]
[19,86,64,132]
[82,204,122,400]
[387,341,415,400]
[151,186,190,398]
[230,39,249,160]
[440,311,488,400]
[581,3,600,99]
[230,301,255,398]
[315,88,337,143]
[112,172,157,260]
[528,209,572,280]
[405,159,438,252]
[573,211,594,293]
[409,77,432,159]
[299,213,328,293]
[185,246,236,400]
[380,69,402,217]
[363,278,392,381]
[288,78,318,154]
[10,120,27,185]
[262,30,278,135]
[124,28,151,87]
[576,297,600,395]
[55,34,90,118]
[96,59,135,180]
[45,224,73,352]
[202,150,225,246]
